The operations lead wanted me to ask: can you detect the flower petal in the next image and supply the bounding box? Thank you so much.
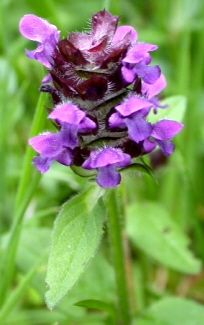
[26,46,51,68]
[112,25,137,45]
[152,120,183,140]
[126,116,152,143]
[49,103,85,125]
[96,166,121,188]
[19,14,59,67]
[79,117,97,133]
[123,43,158,64]
[82,147,131,169]
[142,73,167,98]
[136,64,161,84]
[60,124,79,149]
[156,140,175,156]
[32,156,51,173]
[143,139,157,153]
[19,14,59,42]
[121,66,136,83]
[115,95,152,117]
[109,112,126,129]
[29,132,62,157]
[56,149,72,165]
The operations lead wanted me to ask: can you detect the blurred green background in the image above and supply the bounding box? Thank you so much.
[1,0,204,324]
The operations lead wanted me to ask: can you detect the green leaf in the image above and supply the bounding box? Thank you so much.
[45,185,105,309]
[75,299,114,314]
[135,317,166,325]
[58,252,115,313]
[121,162,155,179]
[17,228,51,271]
[148,96,187,123]
[127,202,201,273]
[138,297,204,325]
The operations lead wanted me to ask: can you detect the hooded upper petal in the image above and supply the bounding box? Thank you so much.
[112,25,137,45]
[49,102,85,125]
[109,112,126,128]
[19,14,60,67]
[19,14,59,42]
[49,102,97,133]
[115,95,152,117]
[29,132,62,157]
[79,117,97,133]
[82,147,131,169]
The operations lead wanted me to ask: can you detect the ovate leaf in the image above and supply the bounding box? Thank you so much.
[46,185,105,309]
[127,202,201,274]
[138,297,204,325]
[148,96,187,123]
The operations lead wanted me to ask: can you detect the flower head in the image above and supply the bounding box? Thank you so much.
[19,10,183,188]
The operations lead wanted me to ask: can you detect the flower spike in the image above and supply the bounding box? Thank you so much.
[20,10,183,188]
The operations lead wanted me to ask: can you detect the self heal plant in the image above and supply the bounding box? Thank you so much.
[19,9,184,324]
[19,10,183,189]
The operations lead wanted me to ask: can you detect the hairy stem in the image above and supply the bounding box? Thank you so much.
[105,189,131,324]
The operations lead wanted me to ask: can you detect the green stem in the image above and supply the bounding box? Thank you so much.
[105,189,131,324]
[0,93,47,305]
[0,260,42,322]
[104,0,110,10]
[15,93,47,208]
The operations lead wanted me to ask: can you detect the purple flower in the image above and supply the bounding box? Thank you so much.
[29,132,72,173]
[48,102,96,133]
[82,148,131,188]
[19,14,60,68]
[112,25,137,46]
[122,43,161,84]
[143,120,183,156]
[109,95,153,143]
[20,10,183,188]
[29,103,97,173]
[49,102,96,148]
[142,74,167,99]
[141,73,167,112]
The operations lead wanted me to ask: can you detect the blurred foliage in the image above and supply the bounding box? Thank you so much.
[0,0,204,324]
